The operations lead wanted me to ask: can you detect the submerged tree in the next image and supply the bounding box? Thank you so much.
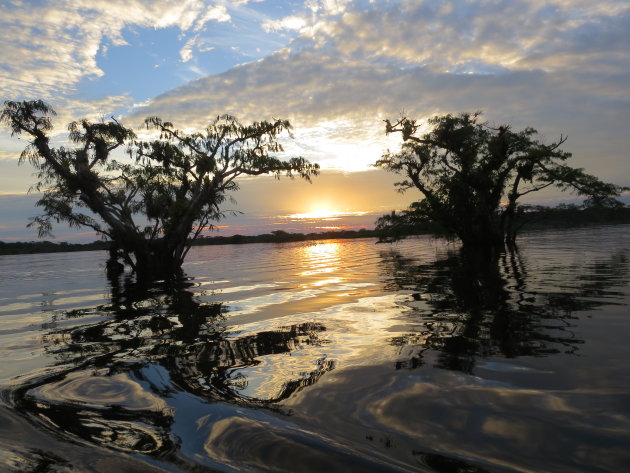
[1,100,319,278]
[375,113,625,247]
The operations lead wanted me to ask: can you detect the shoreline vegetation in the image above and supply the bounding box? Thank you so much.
[1,205,629,256]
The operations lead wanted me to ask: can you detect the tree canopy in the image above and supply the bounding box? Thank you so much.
[1,99,319,278]
[375,112,626,247]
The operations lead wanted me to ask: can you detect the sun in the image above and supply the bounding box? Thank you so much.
[288,208,342,220]
[286,202,369,221]
[286,201,342,220]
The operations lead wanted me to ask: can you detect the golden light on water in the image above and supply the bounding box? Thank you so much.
[301,241,341,262]
[299,241,342,276]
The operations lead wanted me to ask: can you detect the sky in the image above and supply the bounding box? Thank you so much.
[1,0,629,241]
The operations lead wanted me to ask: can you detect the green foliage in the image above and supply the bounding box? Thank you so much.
[376,113,626,246]
[1,100,319,277]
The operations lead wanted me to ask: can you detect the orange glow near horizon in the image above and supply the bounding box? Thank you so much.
[286,207,368,221]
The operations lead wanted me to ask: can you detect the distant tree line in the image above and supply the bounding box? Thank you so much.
[0,239,109,255]
[2,206,629,256]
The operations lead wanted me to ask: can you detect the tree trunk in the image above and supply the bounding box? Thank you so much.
[107,236,186,282]
[458,214,505,250]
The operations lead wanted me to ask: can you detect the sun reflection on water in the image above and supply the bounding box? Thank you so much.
[299,242,342,276]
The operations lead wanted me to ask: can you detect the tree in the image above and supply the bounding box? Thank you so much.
[375,112,626,248]
[1,100,319,278]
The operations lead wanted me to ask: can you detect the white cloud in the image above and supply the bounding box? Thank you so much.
[194,5,231,31]
[56,95,134,123]
[0,0,246,99]
[129,0,630,187]
[306,0,353,15]
[262,15,307,33]
[180,37,197,63]
[180,35,217,63]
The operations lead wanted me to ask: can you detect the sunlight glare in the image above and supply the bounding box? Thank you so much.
[287,208,368,220]
[299,242,341,276]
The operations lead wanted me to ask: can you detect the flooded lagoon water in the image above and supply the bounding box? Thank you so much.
[1,225,629,472]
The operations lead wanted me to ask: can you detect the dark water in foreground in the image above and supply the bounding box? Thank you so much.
[1,226,629,473]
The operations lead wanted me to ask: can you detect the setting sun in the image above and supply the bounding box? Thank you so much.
[288,209,342,220]
[286,204,368,221]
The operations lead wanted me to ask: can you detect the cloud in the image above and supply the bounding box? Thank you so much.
[0,0,247,99]
[294,0,630,75]
[262,15,307,33]
[180,35,217,63]
[305,0,353,16]
[194,5,231,31]
[129,0,630,185]
[180,38,197,63]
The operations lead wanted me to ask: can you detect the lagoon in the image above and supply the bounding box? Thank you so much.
[1,226,629,472]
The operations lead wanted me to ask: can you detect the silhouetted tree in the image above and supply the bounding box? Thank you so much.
[1,100,319,278]
[376,113,626,247]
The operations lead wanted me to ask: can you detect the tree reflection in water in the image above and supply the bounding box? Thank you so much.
[11,274,334,465]
[382,246,629,373]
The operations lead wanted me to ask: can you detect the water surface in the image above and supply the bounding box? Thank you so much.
[1,226,629,472]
